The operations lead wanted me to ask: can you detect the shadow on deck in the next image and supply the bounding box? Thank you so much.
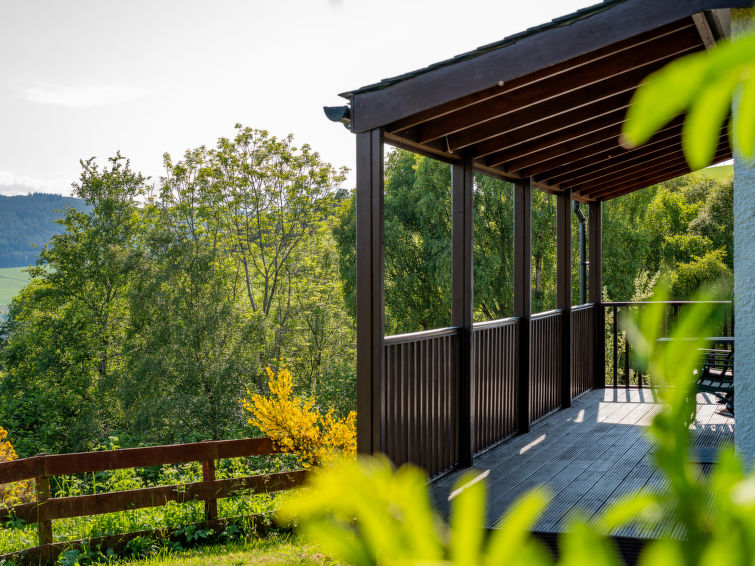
[430,388,734,540]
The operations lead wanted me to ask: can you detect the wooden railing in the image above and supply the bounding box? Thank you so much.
[603,301,733,388]
[383,327,460,477]
[530,310,563,423]
[473,317,519,453]
[0,438,305,564]
[571,304,595,398]
[383,305,603,475]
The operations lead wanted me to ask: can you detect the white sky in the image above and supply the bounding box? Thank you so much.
[0,0,604,196]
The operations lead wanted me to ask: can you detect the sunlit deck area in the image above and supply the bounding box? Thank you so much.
[430,388,734,538]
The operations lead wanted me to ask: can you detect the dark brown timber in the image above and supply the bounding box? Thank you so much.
[384,20,694,134]
[589,201,605,388]
[557,190,573,408]
[452,153,475,467]
[443,48,699,152]
[532,124,686,184]
[356,129,385,454]
[514,178,532,432]
[413,26,700,145]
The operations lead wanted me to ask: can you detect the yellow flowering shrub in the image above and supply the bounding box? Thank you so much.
[0,426,34,507]
[242,367,356,467]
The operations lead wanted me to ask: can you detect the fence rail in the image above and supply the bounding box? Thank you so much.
[0,437,304,565]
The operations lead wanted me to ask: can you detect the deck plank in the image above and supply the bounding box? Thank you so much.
[430,388,734,536]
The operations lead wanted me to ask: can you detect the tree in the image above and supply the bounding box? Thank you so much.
[0,155,146,454]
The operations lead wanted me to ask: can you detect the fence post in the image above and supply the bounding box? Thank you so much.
[201,442,218,521]
[35,454,52,562]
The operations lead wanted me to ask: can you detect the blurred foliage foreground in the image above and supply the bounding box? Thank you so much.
[278,294,754,566]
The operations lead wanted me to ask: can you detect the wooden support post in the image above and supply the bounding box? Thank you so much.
[452,153,475,467]
[514,178,532,433]
[557,189,572,408]
[201,442,218,521]
[356,129,385,454]
[36,457,52,562]
[589,201,605,388]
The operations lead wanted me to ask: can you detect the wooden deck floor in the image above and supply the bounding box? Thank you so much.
[430,388,734,538]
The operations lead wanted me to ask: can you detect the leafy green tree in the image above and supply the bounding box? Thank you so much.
[123,148,257,443]
[0,155,146,454]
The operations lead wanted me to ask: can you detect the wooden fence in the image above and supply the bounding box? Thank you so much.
[0,437,306,565]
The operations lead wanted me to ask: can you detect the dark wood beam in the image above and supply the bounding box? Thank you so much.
[573,134,729,196]
[385,20,693,134]
[349,0,752,133]
[572,152,694,194]
[588,201,604,388]
[356,129,385,455]
[445,48,699,152]
[484,110,627,166]
[507,116,680,174]
[384,132,459,164]
[414,27,700,145]
[557,189,572,408]
[537,126,685,185]
[452,153,475,468]
[471,93,635,160]
[514,178,532,433]
[584,144,731,200]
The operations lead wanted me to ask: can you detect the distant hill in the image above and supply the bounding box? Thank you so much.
[0,193,89,268]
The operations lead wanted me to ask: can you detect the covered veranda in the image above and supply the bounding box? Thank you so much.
[328,0,751,498]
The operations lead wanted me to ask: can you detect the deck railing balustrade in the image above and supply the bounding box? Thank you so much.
[602,301,733,388]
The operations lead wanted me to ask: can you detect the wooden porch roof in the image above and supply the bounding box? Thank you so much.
[340,0,749,201]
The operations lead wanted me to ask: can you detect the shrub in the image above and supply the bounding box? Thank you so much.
[242,367,356,468]
[0,427,33,507]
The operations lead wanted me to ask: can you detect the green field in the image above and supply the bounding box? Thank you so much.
[0,266,30,312]
[698,163,733,180]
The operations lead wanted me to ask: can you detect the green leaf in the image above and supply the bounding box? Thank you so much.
[684,69,741,169]
[622,54,709,148]
[559,518,621,566]
[485,487,551,566]
[598,492,662,532]
[733,63,755,160]
[639,538,685,566]
[450,471,487,565]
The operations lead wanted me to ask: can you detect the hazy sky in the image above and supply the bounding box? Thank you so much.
[1,0,601,196]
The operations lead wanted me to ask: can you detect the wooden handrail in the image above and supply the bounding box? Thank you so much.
[0,437,282,484]
[384,326,461,345]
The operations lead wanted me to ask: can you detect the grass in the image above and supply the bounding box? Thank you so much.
[120,535,336,565]
[698,163,733,180]
[0,266,30,313]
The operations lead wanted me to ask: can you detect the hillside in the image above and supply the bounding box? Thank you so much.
[0,193,88,268]
[0,267,30,314]
[699,164,733,180]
